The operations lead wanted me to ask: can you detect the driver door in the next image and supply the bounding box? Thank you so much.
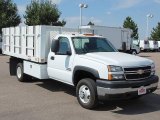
[47,37,74,85]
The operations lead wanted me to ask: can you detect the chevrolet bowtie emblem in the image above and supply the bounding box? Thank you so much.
[137,70,145,75]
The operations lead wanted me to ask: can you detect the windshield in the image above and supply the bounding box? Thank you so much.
[132,39,139,46]
[72,37,117,54]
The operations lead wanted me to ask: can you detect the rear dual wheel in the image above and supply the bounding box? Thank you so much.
[16,63,30,82]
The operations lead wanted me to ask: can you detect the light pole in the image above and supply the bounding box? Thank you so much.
[146,14,153,39]
[79,3,88,26]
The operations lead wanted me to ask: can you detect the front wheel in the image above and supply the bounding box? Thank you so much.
[131,50,137,55]
[76,78,98,109]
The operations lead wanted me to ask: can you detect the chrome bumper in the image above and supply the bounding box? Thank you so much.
[97,82,158,96]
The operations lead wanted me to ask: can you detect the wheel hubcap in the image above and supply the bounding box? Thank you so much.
[79,85,91,104]
[17,67,22,78]
[132,51,136,55]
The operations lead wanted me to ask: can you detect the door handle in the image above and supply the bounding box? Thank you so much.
[51,56,54,60]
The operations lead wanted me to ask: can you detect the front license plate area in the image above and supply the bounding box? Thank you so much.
[138,86,146,95]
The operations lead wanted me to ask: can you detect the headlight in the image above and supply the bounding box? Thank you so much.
[108,65,123,72]
[108,65,125,80]
[108,74,125,80]
[151,63,155,75]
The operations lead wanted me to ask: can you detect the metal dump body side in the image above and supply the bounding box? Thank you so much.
[2,25,79,63]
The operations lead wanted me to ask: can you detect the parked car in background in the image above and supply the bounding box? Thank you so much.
[149,40,159,52]
[132,39,140,54]
[158,41,160,51]
[139,40,150,51]
[0,35,2,53]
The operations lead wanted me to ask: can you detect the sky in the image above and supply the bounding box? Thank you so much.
[14,0,160,39]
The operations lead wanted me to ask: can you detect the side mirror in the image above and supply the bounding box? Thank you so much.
[66,50,72,56]
[51,40,58,52]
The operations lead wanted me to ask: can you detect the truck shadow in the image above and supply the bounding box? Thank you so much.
[36,79,76,96]
[139,55,151,58]
[96,93,160,114]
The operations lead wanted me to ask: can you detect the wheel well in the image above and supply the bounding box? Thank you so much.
[132,49,137,53]
[73,70,96,86]
[10,57,23,76]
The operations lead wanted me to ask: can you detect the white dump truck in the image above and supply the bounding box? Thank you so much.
[149,40,159,51]
[2,25,159,109]
[80,25,140,54]
[139,40,150,51]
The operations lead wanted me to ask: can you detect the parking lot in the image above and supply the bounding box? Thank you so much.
[0,52,160,120]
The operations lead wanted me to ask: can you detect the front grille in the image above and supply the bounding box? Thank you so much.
[124,66,151,80]
[124,66,151,71]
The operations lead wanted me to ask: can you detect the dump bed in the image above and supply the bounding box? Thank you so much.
[2,25,79,63]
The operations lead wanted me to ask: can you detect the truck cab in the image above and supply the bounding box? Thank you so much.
[131,39,140,55]
[47,34,117,85]
[47,34,158,109]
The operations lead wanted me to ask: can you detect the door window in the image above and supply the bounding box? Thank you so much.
[56,37,71,55]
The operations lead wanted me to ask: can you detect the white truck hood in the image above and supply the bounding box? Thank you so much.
[82,52,153,67]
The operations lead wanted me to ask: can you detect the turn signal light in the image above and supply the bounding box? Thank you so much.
[83,34,94,36]
[108,74,112,80]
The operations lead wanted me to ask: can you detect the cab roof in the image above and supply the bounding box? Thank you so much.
[60,33,104,38]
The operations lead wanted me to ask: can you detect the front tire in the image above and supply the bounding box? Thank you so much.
[76,78,98,109]
[16,63,27,82]
[131,50,137,55]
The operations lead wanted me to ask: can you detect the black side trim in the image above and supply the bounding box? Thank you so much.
[24,60,47,64]
[73,66,100,82]
[97,75,159,88]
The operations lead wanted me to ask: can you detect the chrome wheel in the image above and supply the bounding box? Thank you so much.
[17,66,22,79]
[132,51,137,55]
[79,85,91,104]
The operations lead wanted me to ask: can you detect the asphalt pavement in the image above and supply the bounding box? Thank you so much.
[0,53,160,120]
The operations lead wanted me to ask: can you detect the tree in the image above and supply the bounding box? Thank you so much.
[123,16,139,39]
[0,0,21,34]
[88,21,94,26]
[150,22,160,41]
[24,1,66,26]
